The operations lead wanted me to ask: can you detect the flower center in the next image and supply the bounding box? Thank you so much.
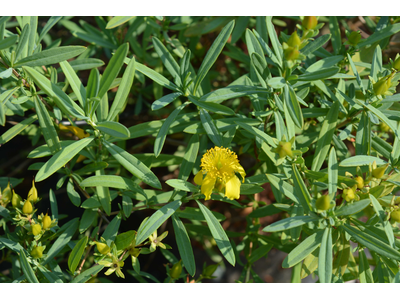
[201,146,239,182]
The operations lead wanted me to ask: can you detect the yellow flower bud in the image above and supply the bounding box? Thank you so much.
[32,224,42,236]
[372,164,388,179]
[170,260,183,279]
[11,190,22,208]
[31,246,44,259]
[284,47,300,61]
[347,31,361,46]
[315,195,330,211]
[373,76,391,96]
[2,181,12,204]
[42,214,52,230]
[95,242,110,255]
[393,56,400,71]
[27,180,38,203]
[22,200,33,215]
[302,16,318,30]
[355,176,364,189]
[343,188,355,202]
[391,209,400,223]
[276,141,293,158]
[380,122,390,132]
[287,32,301,48]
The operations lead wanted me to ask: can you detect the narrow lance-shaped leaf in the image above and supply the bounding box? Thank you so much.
[328,147,338,199]
[68,236,88,274]
[193,20,235,95]
[292,165,312,213]
[19,250,39,283]
[318,227,333,283]
[60,60,87,109]
[178,134,200,181]
[196,200,236,266]
[369,194,395,248]
[200,108,223,147]
[284,84,303,129]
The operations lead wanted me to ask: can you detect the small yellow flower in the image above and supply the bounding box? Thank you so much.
[99,257,125,278]
[31,245,44,259]
[149,231,168,252]
[59,124,89,139]
[194,146,246,200]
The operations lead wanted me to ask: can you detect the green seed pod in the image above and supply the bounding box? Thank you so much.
[316,195,330,211]
[27,180,38,203]
[11,190,22,208]
[32,224,42,236]
[287,31,301,48]
[22,200,33,215]
[95,241,110,255]
[31,246,44,259]
[391,209,400,223]
[170,260,183,279]
[355,176,364,189]
[393,56,400,71]
[42,214,52,230]
[372,164,388,179]
[302,16,318,30]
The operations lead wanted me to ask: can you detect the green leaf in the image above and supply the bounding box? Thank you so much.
[329,16,341,55]
[136,200,182,245]
[79,209,97,233]
[96,121,130,138]
[369,194,395,248]
[67,58,105,71]
[347,53,365,94]
[196,200,235,266]
[35,136,94,182]
[358,23,400,48]
[98,43,129,100]
[328,147,338,198]
[154,102,186,157]
[0,115,37,144]
[284,84,303,129]
[106,16,134,29]
[38,16,63,45]
[193,20,235,95]
[292,165,312,212]
[102,213,122,245]
[339,155,387,167]
[311,100,339,171]
[166,179,198,193]
[199,85,269,103]
[37,265,63,283]
[335,199,371,217]
[103,140,161,189]
[200,108,223,146]
[33,96,61,154]
[59,60,87,109]
[42,218,79,265]
[14,46,86,67]
[95,169,111,215]
[248,244,273,264]
[153,36,182,87]
[19,250,39,283]
[68,236,88,274]
[172,215,196,276]
[23,66,87,119]
[122,195,133,218]
[362,102,399,139]
[151,92,183,111]
[301,34,331,56]
[266,173,298,204]
[318,227,332,283]
[67,180,81,207]
[81,175,143,193]
[282,230,324,268]
[0,237,24,252]
[356,112,371,156]
[71,265,104,283]
[266,16,282,66]
[108,56,136,121]
[297,67,340,81]
[15,23,30,62]
[86,68,100,98]
[115,230,136,250]
[0,35,18,50]
[359,248,374,283]
[235,121,276,147]
[175,207,225,222]
[262,216,319,232]
[340,224,400,261]
[178,134,199,181]
[189,95,235,115]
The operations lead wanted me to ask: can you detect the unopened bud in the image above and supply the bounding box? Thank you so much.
[391,209,400,223]
[170,260,182,279]
[316,195,330,211]
[95,242,110,255]
[287,31,301,48]
[42,214,52,230]
[302,16,318,30]
[355,176,364,189]
[11,190,22,208]
[343,188,355,202]
[27,180,38,203]
[31,246,44,259]
[1,182,12,204]
[347,31,361,46]
[32,224,42,236]
[372,164,388,179]
[284,47,300,61]
[373,76,391,96]
[393,56,400,71]
[276,141,293,158]
[22,200,33,215]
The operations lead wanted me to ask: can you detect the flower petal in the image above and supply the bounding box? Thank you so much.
[194,171,203,185]
[234,165,246,182]
[225,175,241,200]
[201,175,216,200]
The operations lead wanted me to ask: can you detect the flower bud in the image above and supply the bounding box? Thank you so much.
[393,56,400,71]
[95,241,110,255]
[347,31,361,46]
[22,200,33,215]
[343,188,355,202]
[32,224,42,236]
[373,76,390,96]
[372,164,388,179]
[203,264,219,277]
[11,190,22,208]
[31,246,44,259]
[284,47,300,61]
[42,214,52,230]
[302,16,318,30]
[170,260,182,279]
[276,141,293,158]
[287,31,301,48]
[315,195,330,211]
[380,122,390,132]
[391,209,400,223]
[355,176,364,189]
[27,180,38,203]
[2,182,12,204]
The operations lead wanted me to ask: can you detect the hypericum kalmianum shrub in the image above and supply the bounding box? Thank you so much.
[1,16,400,283]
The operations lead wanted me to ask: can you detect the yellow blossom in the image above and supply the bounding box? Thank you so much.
[194,146,245,200]
[59,124,89,139]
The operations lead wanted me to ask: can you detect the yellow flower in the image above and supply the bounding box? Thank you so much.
[59,124,89,139]
[194,146,245,200]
